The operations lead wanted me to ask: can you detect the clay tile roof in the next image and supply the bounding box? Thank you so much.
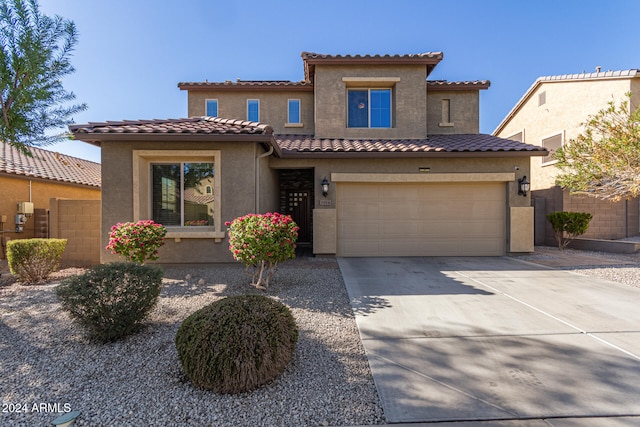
[0,141,101,187]
[178,80,313,91]
[301,51,444,80]
[427,80,491,90]
[70,117,273,137]
[301,51,444,61]
[275,134,547,158]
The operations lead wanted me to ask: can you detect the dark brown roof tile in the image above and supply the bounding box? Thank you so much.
[70,117,273,136]
[276,134,547,157]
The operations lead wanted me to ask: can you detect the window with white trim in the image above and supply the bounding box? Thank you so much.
[206,99,218,117]
[133,150,223,240]
[287,99,301,124]
[347,88,391,128]
[542,133,563,165]
[247,99,260,121]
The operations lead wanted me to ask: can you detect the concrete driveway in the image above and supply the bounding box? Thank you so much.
[338,257,640,425]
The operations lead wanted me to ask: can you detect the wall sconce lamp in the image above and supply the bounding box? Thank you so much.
[518,176,530,196]
[321,177,330,197]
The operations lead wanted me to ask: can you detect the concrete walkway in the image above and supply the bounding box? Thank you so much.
[338,256,640,425]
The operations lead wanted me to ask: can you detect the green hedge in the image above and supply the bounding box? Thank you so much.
[175,295,298,393]
[6,238,67,284]
[56,262,163,342]
[546,211,593,250]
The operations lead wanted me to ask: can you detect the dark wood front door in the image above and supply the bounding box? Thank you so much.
[287,191,311,244]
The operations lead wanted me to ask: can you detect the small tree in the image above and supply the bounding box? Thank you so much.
[0,0,87,154]
[106,220,167,264]
[226,212,298,289]
[554,93,640,202]
[546,211,593,250]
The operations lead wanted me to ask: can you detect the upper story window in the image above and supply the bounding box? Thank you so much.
[542,133,563,165]
[205,99,218,117]
[247,99,260,122]
[287,99,301,125]
[347,88,391,128]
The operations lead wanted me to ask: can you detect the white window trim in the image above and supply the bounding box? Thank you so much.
[286,98,302,127]
[247,99,260,122]
[541,131,564,166]
[205,99,218,117]
[132,150,224,241]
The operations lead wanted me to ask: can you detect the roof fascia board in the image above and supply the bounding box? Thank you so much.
[73,133,282,156]
[178,83,313,92]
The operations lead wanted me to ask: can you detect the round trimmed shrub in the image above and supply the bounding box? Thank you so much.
[175,295,298,394]
[56,262,163,342]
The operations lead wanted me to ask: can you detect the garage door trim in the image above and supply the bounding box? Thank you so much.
[331,172,515,183]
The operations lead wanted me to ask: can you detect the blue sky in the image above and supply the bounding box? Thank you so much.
[39,0,640,164]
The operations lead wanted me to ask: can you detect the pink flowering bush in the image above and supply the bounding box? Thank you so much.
[106,220,167,264]
[225,212,299,289]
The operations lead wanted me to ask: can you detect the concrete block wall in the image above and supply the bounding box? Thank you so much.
[49,198,101,266]
[564,193,639,240]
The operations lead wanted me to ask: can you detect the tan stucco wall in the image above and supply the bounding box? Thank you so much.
[495,78,634,190]
[313,63,427,139]
[49,198,101,266]
[100,140,265,264]
[271,155,534,254]
[187,91,315,135]
[0,174,100,245]
[427,90,480,134]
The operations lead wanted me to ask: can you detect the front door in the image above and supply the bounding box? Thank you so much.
[279,169,314,246]
[287,191,311,244]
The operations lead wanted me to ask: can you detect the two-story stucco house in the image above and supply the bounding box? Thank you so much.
[494,69,640,245]
[70,51,547,264]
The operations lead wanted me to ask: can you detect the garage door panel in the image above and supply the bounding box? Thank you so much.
[337,182,506,257]
[382,203,419,219]
[339,201,381,218]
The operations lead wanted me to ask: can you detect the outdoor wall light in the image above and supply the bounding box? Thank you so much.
[321,177,330,197]
[518,176,530,196]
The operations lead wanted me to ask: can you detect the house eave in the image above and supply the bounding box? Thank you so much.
[73,133,282,157]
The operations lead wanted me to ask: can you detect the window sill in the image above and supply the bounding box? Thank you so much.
[285,123,304,128]
[438,122,455,127]
[166,229,226,242]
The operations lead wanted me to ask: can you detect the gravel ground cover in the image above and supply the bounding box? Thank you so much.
[1,247,639,426]
[0,258,385,427]
[518,246,640,289]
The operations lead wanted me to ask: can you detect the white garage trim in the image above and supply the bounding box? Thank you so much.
[331,172,515,183]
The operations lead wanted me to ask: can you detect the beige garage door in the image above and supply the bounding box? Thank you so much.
[337,182,506,256]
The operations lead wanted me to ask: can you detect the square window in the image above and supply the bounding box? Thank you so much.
[348,89,391,128]
[151,162,215,227]
[247,99,260,122]
[288,99,301,124]
[206,99,218,117]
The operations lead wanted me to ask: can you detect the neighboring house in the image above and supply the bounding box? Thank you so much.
[70,51,547,264]
[0,141,101,259]
[494,69,640,245]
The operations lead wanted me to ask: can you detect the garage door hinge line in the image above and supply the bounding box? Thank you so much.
[455,271,640,361]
